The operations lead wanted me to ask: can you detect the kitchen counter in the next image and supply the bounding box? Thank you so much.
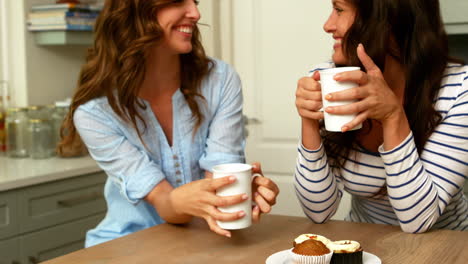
[0,155,101,191]
[43,214,468,264]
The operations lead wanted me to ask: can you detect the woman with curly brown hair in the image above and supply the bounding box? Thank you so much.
[294,0,467,233]
[60,0,279,247]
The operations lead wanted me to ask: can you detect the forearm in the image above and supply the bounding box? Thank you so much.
[301,118,322,150]
[295,142,341,223]
[144,180,193,224]
[381,134,440,233]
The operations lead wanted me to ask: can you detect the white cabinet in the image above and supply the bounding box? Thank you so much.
[440,0,468,34]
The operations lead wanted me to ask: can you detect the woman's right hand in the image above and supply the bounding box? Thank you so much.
[169,176,248,237]
[295,71,324,126]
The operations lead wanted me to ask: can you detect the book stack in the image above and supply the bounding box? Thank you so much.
[27,3,102,31]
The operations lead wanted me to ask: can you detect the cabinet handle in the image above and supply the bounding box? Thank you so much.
[57,192,103,207]
[28,256,39,264]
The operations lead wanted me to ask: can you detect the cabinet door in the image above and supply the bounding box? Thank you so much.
[19,213,104,264]
[18,172,106,233]
[0,237,20,264]
[0,191,18,240]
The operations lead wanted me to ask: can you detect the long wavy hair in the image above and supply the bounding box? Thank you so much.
[323,0,462,167]
[58,0,212,155]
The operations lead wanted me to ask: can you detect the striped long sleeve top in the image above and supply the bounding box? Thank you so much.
[295,63,468,233]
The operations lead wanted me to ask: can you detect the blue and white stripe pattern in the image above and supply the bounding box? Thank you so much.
[296,62,467,233]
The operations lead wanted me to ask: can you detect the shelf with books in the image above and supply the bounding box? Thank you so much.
[32,30,93,46]
[27,2,101,46]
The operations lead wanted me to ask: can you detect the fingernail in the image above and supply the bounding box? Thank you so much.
[238,211,246,217]
[334,74,341,80]
[242,194,249,200]
[342,126,348,132]
[225,233,231,238]
[229,176,236,181]
[325,94,332,100]
[254,205,260,211]
[254,192,259,197]
[325,107,333,112]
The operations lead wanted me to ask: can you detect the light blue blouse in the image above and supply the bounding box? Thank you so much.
[74,59,246,247]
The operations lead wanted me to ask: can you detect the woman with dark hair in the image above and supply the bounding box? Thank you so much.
[294,0,467,233]
[59,0,279,247]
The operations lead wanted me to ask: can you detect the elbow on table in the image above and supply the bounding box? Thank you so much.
[398,204,440,234]
[400,221,434,234]
[303,211,331,224]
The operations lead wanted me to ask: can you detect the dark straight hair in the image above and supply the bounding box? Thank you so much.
[323,0,461,167]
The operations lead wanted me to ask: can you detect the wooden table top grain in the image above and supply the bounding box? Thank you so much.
[43,215,468,264]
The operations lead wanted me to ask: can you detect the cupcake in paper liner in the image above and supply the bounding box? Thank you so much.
[290,234,333,264]
[293,234,332,247]
[329,240,363,264]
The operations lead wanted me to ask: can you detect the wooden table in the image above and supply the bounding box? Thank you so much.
[43,215,468,264]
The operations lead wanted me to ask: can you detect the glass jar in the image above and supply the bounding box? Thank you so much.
[51,101,70,149]
[28,119,54,159]
[0,111,5,154]
[28,105,50,120]
[6,107,29,158]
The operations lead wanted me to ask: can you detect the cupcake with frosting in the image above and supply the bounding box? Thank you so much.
[329,240,363,264]
[290,234,333,264]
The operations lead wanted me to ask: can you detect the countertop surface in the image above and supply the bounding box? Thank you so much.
[43,214,468,264]
[0,155,101,191]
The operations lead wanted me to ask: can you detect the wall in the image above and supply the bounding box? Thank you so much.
[3,0,27,106]
[4,0,220,107]
[25,0,90,106]
[1,0,89,107]
[0,0,4,81]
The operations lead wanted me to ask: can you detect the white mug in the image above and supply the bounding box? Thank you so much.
[319,67,363,132]
[212,163,260,230]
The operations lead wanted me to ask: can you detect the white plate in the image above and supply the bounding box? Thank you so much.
[265,249,381,264]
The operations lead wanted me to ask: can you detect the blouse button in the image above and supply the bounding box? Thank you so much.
[175,162,180,168]
[176,179,182,183]
[173,155,178,160]
[176,170,181,175]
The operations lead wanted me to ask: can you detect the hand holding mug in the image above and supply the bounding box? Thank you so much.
[213,162,279,230]
[295,72,324,125]
[319,66,363,132]
[296,67,363,132]
[324,44,404,131]
[251,162,279,223]
[170,176,249,237]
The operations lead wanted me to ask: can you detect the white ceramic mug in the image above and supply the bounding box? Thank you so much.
[212,163,260,230]
[319,67,363,132]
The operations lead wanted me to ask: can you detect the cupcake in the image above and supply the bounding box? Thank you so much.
[293,234,332,247]
[329,240,363,264]
[290,234,333,264]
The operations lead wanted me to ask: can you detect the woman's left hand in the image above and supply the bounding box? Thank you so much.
[324,44,404,132]
[251,162,280,223]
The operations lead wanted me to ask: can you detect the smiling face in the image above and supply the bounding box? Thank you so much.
[156,0,201,55]
[323,0,356,65]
